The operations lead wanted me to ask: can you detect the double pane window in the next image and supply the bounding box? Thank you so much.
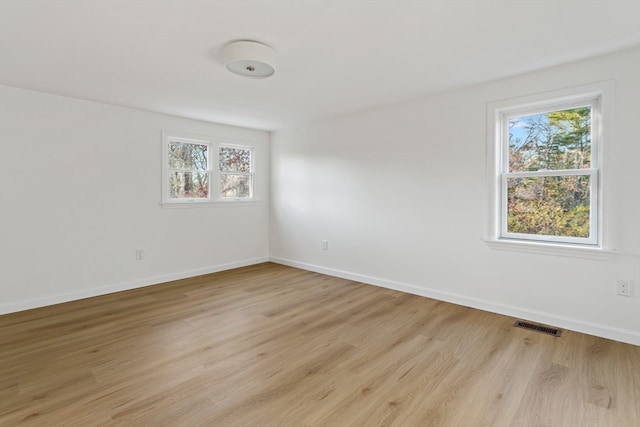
[162,132,254,204]
[497,98,599,245]
[219,145,253,199]
[168,141,210,199]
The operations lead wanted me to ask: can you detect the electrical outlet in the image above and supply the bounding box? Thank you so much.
[322,240,328,251]
[616,280,632,296]
[136,249,144,260]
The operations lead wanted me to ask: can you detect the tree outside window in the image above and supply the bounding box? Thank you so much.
[161,132,256,204]
[506,107,592,239]
[492,93,601,246]
[219,145,253,199]
[168,141,210,199]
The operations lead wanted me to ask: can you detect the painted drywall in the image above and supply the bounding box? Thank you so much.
[0,86,270,313]
[270,47,640,345]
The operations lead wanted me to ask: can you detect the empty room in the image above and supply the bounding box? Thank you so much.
[1,1,639,426]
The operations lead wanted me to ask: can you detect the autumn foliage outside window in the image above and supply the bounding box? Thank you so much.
[219,145,253,199]
[168,141,210,199]
[499,97,599,245]
[162,132,255,204]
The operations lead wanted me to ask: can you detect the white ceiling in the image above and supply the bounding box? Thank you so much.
[1,0,639,131]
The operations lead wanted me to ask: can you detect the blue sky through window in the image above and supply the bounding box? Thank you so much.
[509,113,545,150]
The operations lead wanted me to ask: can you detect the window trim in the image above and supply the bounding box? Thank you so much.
[485,82,615,258]
[161,131,258,206]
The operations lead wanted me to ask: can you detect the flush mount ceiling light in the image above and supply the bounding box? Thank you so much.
[224,40,275,78]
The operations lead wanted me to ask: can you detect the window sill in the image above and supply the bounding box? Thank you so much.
[160,200,262,208]
[484,238,617,261]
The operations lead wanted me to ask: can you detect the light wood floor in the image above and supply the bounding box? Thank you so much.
[1,263,639,427]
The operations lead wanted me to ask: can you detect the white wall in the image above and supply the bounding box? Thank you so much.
[270,47,640,345]
[0,86,270,313]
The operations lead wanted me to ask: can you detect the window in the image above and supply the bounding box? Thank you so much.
[162,131,255,204]
[501,100,598,245]
[166,137,211,201]
[487,84,611,250]
[219,145,254,199]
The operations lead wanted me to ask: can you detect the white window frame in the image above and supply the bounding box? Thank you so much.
[162,132,213,204]
[161,131,257,206]
[219,143,255,201]
[486,82,616,258]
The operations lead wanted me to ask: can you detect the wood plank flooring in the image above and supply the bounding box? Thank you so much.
[1,262,639,426]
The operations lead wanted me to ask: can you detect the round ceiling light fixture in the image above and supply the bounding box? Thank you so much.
[224,40,275,78]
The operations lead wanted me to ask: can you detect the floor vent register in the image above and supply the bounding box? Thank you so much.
[513,319,562,337]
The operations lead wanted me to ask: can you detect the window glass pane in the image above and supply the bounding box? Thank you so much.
[221,174,252,198]
[508,107,591,172]
[169,142,208,170]
[219,146,251,172]
[507,175,590,238]
[170,172,209,198]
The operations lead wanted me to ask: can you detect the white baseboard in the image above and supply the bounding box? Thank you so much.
[0,257,269,315]
[269,256,640,346]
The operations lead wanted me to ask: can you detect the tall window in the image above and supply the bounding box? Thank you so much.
[490,92,602,246]
[162,132,255,204]
[167,139,211,200]
[219,145,254,199]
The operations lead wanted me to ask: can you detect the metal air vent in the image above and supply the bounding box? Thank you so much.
[514,320,562,337]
